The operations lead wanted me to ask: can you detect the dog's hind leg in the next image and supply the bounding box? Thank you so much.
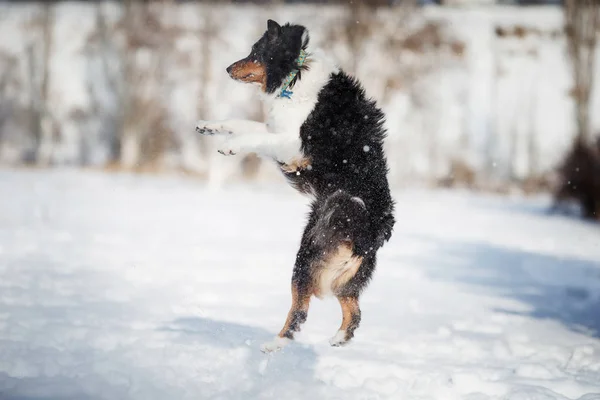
[261,213,319,353]
[330,296,361,347]
[261,283,311,353]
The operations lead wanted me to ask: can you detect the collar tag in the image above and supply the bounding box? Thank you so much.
[280,89,293,99]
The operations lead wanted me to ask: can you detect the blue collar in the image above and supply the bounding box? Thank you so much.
[277,50,307,99]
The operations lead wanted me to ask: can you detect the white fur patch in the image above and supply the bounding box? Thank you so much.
[316,245,362,298]
[260,49,339,162]
[203,119,269,135]
[329,330,347,346]
[260,336,290,353]
[301,29,310,48]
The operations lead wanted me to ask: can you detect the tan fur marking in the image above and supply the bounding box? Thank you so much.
[338,296,359,332]
[228,60,267,90]
[281,157,312,173]
[313,242,363,298]
[277,284,311,338]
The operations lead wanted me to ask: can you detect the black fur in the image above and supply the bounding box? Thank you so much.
[282,310,308,339]
[345,310,362,342]
[242,19,309,93]
[284,70,395,298]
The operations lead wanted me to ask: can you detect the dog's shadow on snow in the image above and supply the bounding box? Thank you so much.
[157,317,319,395]
[404,236,600,338]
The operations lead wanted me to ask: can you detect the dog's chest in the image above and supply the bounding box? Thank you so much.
[266,97,316,135]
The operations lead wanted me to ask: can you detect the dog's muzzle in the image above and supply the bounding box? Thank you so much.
[225,58,266,84]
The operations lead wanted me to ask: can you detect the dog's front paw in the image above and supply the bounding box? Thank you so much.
[216,137,241,156]
[195,120,216,135]
[260,336,290,353]
[195,120,232,136]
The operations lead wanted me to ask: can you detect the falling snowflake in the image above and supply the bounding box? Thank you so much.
[363,145,370,152]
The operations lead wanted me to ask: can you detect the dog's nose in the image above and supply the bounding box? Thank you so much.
[226,65,233,75]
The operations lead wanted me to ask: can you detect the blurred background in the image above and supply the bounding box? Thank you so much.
[0,0,598,217]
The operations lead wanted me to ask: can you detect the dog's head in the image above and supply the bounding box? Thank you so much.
[226,19,309,94]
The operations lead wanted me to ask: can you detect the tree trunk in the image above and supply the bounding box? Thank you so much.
[564,0,599,145]
[119,0,137,167]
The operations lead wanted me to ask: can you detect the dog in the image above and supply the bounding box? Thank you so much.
[195,19,395,352]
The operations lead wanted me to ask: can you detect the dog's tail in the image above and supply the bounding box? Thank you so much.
[309,190,374,256]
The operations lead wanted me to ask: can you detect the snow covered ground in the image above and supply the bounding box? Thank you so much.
[0,168,600,400]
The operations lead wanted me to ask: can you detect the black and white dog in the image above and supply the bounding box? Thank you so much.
[196,20,395,352]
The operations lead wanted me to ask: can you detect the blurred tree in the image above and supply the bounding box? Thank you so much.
[23,2,54,165]
[551,0,600,220]
[0,54,17,143]
[564,0,599,145]
[119,0,171,168]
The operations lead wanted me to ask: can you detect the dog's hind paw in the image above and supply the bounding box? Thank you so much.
[329,330,349,347]
[260,336,290,353]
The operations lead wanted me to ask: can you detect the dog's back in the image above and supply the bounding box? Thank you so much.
[282,70,395,252]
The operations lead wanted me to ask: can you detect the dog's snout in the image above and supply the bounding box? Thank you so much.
[226,65,233,75]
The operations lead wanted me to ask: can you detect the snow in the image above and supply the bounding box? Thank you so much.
[1,168,600,399]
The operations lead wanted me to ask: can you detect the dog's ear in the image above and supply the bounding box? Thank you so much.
[301,28,310,49]
[267,19,281,39]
